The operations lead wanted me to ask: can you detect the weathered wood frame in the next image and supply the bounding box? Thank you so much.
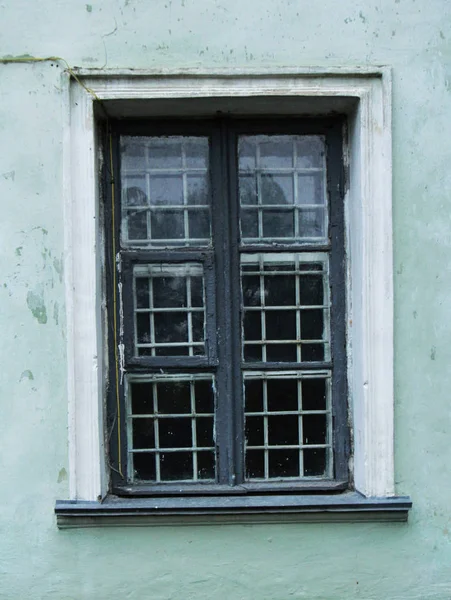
[64,68,394,502]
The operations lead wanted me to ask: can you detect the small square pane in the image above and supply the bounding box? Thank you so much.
[132,418,155,449]
[301,343,325,362]
[196,417,214,448]
[261,174,294,206]
[268,449,299,478]
[246,450,265,479]
[301,309,324,340]
[268,415,299,445]
[245,416,264,446]
[188,209,210,240]
[299,275,323,305]
[297,174,325,205]
[148,140,182,169]
[153,276,187,308]
[127,210,148,240]
[157,381,191,414]
[131,382,154,414]
[149,175,183,206]
[302,378,327,411]
[243,311,262,341]
[266,344,297,362]
[191,276,204,307]
[295,136,325,168]
[154,312,188,344]
[303,448,326,476]
[151,210,184,240]
[159,418,192,448]
[242,275,261,306]
[136,313,151,344]
[299,208,326,238]
[238,138,257,170]
[197,451,215,479]
[185,139,209,169]
[267,378,298,412]
[265,310,296,340]
[123,180,147,206]
[245,379,264,413]
[303,415,327,445]
[160,451,193,481]
[240,208,259,239]
[133,453,156,481]
[195,379,214,414]
[187,174,209,205]
[239,174,258,205]
[262,209,294,238]
[265,275,295,306]
[259,139,293,169]
[135,278,150,308]
[244,344,262,361]
[120,138,147,172]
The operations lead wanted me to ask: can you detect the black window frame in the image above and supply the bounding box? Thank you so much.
[104,116,349,497]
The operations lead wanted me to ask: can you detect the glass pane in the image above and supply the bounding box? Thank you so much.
[134,263,206,357]
[129,376,216,483]
[241,254,329,363]
[121,135,211,247]
[244,373,331,482]
[238,134,327,244]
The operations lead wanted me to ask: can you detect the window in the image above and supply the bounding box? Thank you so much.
[56,71,411,526]
[106,118,349,494]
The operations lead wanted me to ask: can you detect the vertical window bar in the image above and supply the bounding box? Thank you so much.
[187,275,193,357]
[256,141,263,239]
[259,254,267,362]
[153,381,160,483]
[298,377,304,478]
[145,155,152,241]
[190,380,198,481]
[149,275,155,357]
[295,254,301,363]
[263,377,269,479]
[293,139,300,240]
[182,141,189,241]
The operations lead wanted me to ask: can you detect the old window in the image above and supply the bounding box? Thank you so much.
[106,118,348,494]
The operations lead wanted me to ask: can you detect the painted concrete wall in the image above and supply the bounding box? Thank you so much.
[1,1,451,598]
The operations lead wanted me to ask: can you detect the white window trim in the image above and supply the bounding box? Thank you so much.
[64,67,393,501]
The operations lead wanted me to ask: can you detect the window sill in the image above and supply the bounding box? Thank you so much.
[55,492,412,528]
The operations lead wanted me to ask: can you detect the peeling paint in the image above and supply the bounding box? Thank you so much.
[19,370,34,382]
[26,291,47,324]
[57,467,67,483]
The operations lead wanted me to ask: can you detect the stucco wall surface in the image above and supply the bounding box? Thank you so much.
[1,1,451,598]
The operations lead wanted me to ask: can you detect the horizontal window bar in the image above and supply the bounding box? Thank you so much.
[131,413,214,418]
[131,447,215,453]
[242,362,332,370]
[246,444,330,450]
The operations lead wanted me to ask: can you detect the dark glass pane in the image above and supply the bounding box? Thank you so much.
[244,344,262,361]
[297,173,324,205]
[136,313,151,343]
[261,174,293,205]
[155,346,189,356]
[149,174,183,206]
[246,450,264,479]
[157,381,191,414]
[302,378,326,411]
[260,139,293,168]
[187,174,209,205]
[139,348,154,357]
[159,417,192,448]
[195,380,214,414]
[132,418,155,449]
[303,448,326,476]
[148,140,182,169]
[243,311,262,341]
[301,309,324,340]
[197,451,215,480]
[127,210,148,240]
[265,275,295,306]
[133,453,156,481]
[185,139,208,169]
[192,345,204,355]
[242,275,261,306]
[151,210,184,240]
[238,138,256,170]
[295,137,325,168]
[154,312,188,344]
[245,379,263,412]
[188,209,210,240]
[262,209,294,238]
[160,451,193,481]
[192,311,205,343]
[299,208,325,238]
[267,378,298,412]
[239,174,257,205]
[268,415,298,445]
[240,208,258,238]
[303,415,327,445]
[265,309,296,340]
[135,278,150,308]
[196,417,214,448]
[268,449,299,478]
[190,276,204,307]
[266,344,297,362]
[299,275,323,305]
[245,416,264,446]
[301,343,324,362]
[153,276,187,308]
[131,382,154,414]
[124,185,147,206]
[299,262,322,272]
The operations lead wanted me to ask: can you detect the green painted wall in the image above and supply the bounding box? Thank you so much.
[1,1,451,598]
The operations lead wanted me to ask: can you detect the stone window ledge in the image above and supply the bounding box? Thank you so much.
[55,492,412,528]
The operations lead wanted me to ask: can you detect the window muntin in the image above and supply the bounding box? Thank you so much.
[107,119,347,493]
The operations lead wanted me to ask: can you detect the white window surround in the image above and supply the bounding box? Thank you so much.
[64,67,394,502]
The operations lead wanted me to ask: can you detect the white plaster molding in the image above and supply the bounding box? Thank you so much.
[65,69,393,500]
